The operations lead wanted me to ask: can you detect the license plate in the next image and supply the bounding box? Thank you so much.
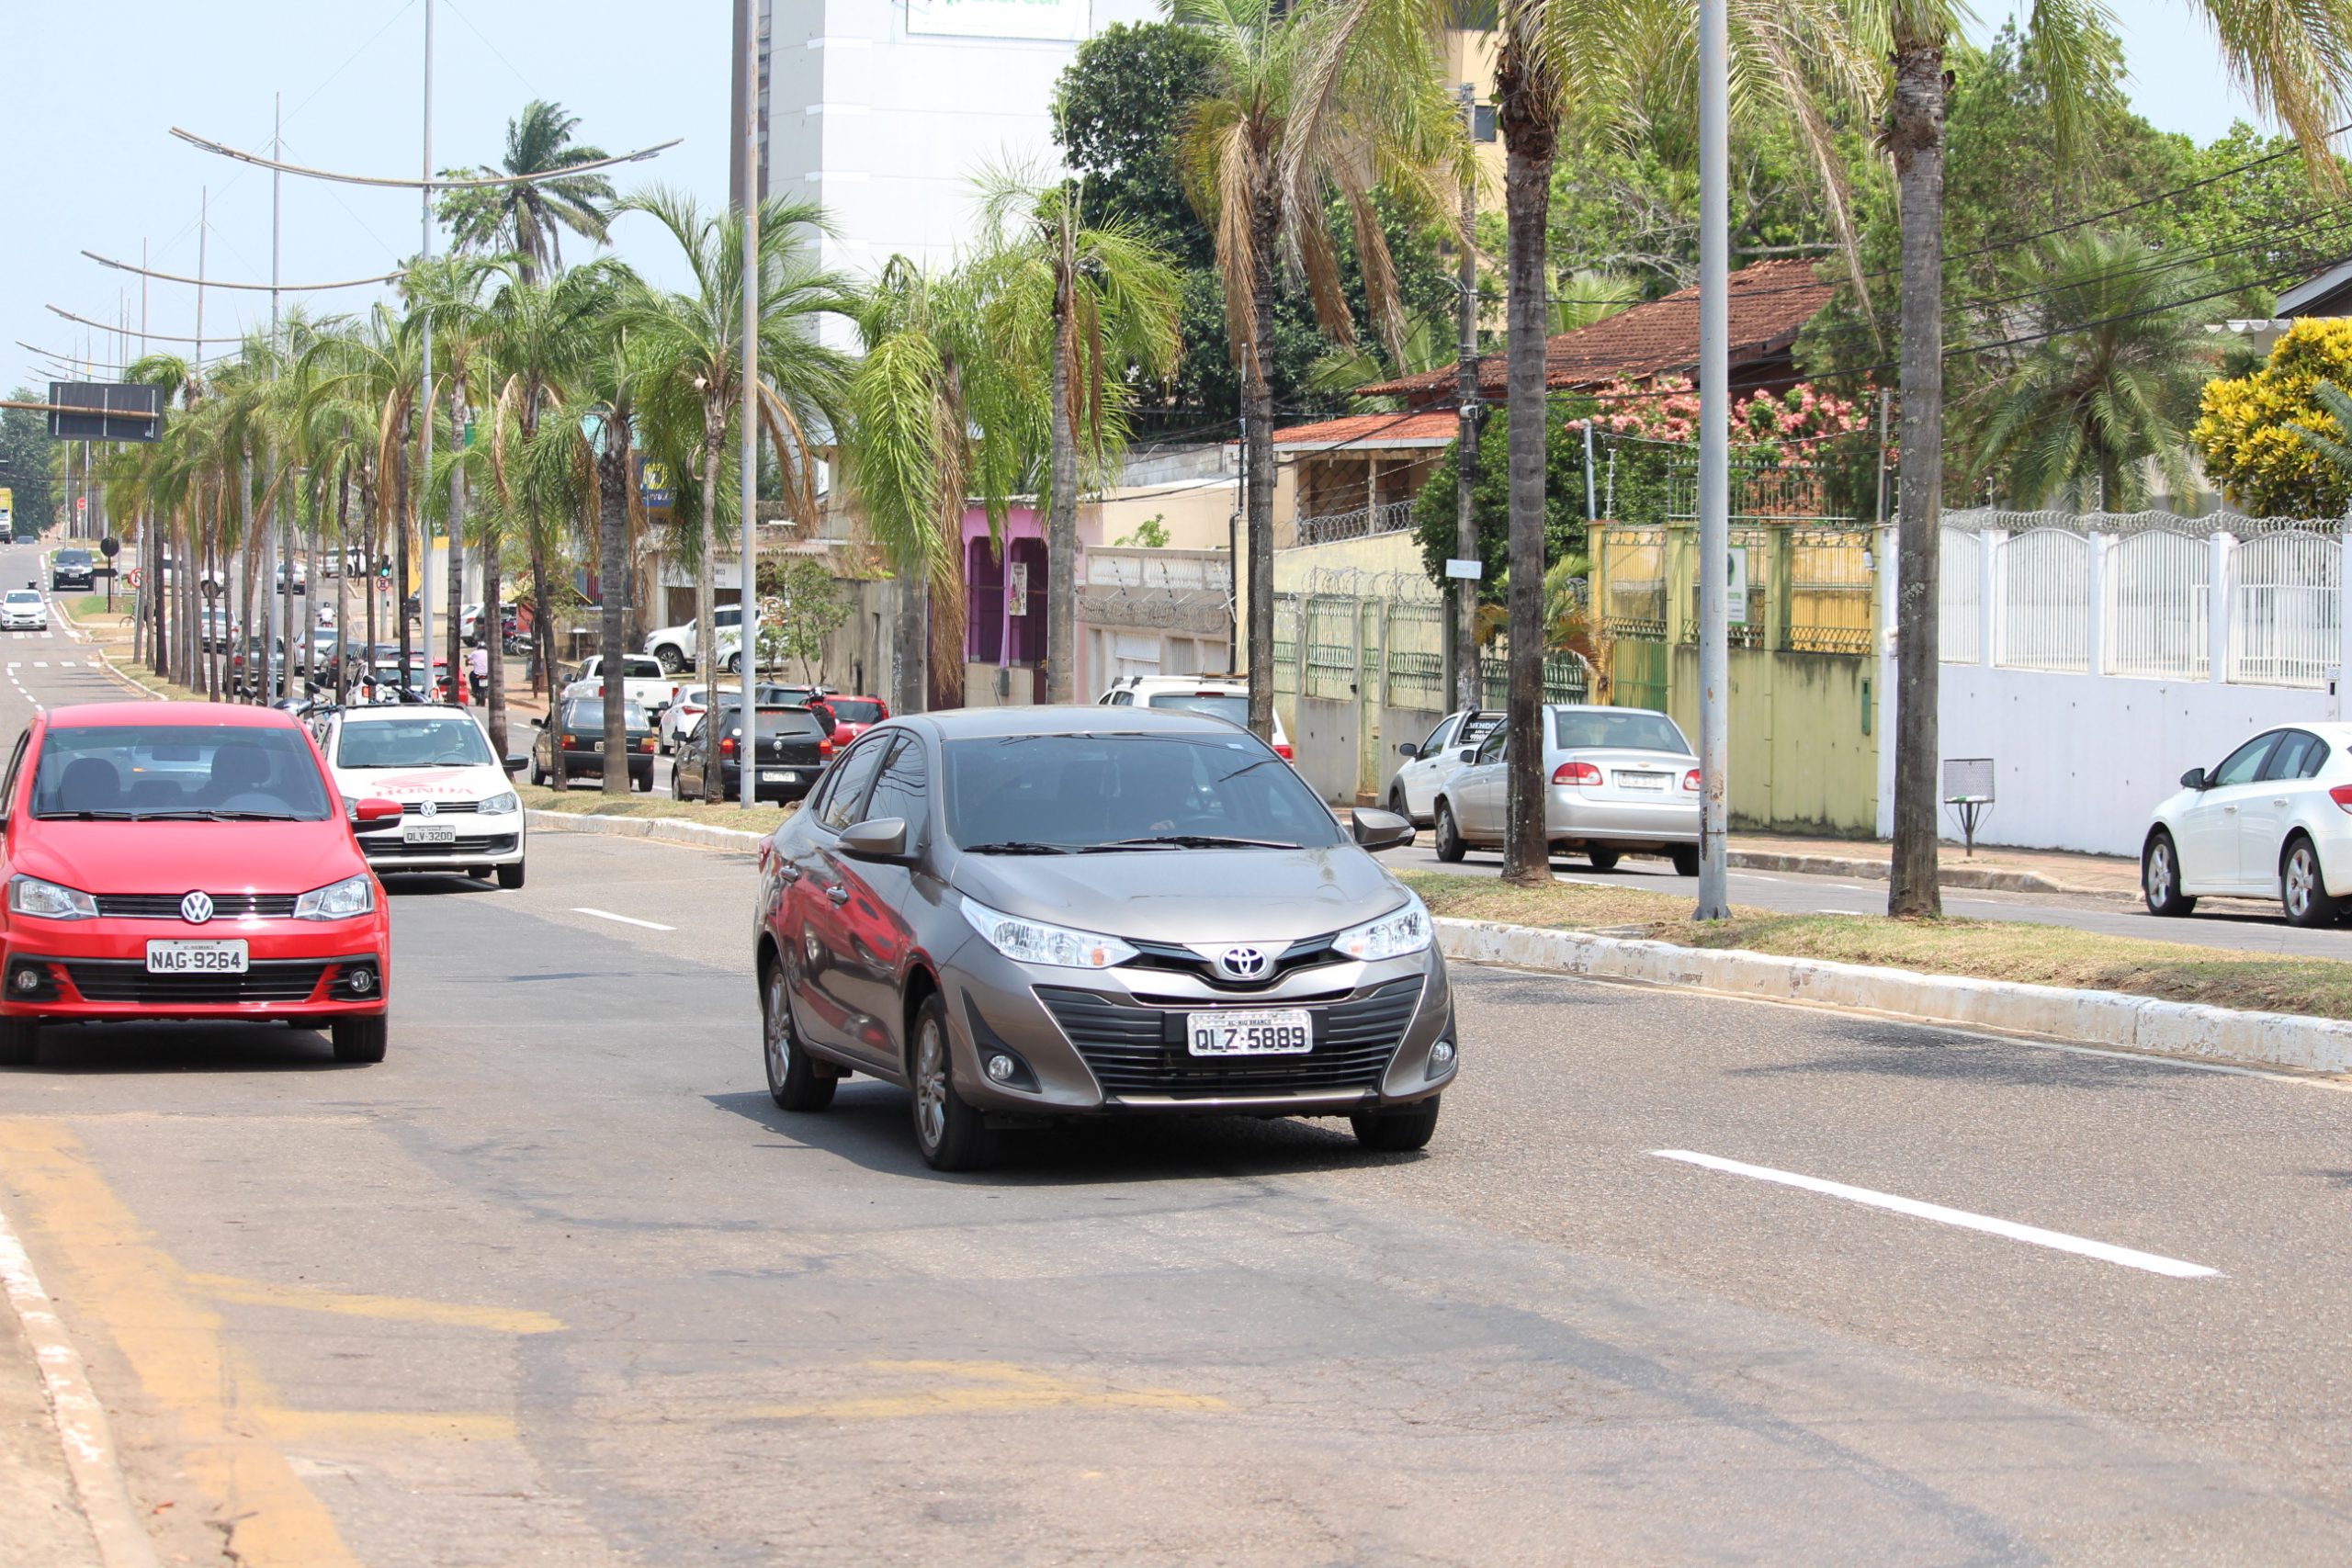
[593,740,605,752]
[1616,772,1668,791]
[402,822,458,843]
[760,771,798,784]
[146,940,248,974]
[1186,1008,1313,1056]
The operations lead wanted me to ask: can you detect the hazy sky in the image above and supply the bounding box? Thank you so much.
[0,0,2287,398]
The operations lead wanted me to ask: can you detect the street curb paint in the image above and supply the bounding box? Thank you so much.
[1433,917,2352,1077]
[526,809,768,852]
[1723,849,2094,897]
[0,1200,162,1568]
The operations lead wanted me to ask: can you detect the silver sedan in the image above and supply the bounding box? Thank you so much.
[1430,705,1701,874]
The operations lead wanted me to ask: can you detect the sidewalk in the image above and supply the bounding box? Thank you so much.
[1730,833,2142,897]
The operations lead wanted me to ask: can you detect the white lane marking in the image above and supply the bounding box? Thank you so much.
[32,661,46,669]
[1651,1149,2220,1279]
[571,907,675,931]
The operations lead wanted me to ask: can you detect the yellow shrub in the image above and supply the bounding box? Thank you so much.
[2191,319,2352,517]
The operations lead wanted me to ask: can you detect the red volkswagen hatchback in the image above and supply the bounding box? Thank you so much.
[0,702,397,1067]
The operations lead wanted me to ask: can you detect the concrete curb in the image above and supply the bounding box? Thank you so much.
[1434,917,2352,1077]
[1724,849,2102,897]
[526,808,767,852]
[0,1201,161,1568]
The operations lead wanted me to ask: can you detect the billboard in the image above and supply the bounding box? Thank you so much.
[46,382,163,443]
[0,489,11,534]
[906,0,1090,41]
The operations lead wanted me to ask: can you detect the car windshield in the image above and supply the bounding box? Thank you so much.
[1551,709,1690,754]
[32,723,334,821]
[336,716,494,769]
[1141,692,1248,727]
[944,732,1342,851]
[828,698,885,724]
[6,592,40,605]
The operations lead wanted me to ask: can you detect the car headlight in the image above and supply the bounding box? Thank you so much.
[480,791,519,815]
[1332,895,1431,962]
[8,875,96,920]
[294,874,376,921]
[959,896,1136,970]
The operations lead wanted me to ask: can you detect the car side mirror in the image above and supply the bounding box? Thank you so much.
[504,754,531,773]
[1350,807,1416,853]
[839,816,913,863]
[533,716,547,728]
[1456,748,1476,762]
[351,796,403,833]
[1396,742,1419,759]
[2180,766,2208,791]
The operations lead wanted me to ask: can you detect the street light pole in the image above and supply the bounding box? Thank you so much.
[738,0,762,809]
[414,0,435,699]
[1694,0,1731,919]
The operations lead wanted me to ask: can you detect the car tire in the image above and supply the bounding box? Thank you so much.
[910,991,997,1172]
[1670,846,1701,878]
[1385,785,1408,819]
[2143,829,2195,917]
[0,1018,39,1067]
[1351,1096,1440,1152]
[496,863,526,890]
[654,646,684,675]
[1434,802,1465,863]
[529,760,548,787]
[2281,835,2340,927]
[469,864,492,879]
[763,959,836,1112]
[331,1015,388,1064]
[1587,847,1622,872]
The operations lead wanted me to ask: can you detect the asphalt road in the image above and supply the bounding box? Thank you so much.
[4,574,2352,1562]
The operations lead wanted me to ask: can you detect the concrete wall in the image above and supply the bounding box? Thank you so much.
[1926,666,2335,857]
[1271,529,1426,590]
[1662,646,1878,837]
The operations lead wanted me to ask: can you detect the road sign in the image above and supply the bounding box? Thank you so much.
[638,457,673,509]
[1444,558,1483,580]
[1725,547,1748,626]
[46,382,163,443]
[0,489,11,532]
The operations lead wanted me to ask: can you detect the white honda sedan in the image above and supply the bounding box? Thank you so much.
[2143,722,2352,926]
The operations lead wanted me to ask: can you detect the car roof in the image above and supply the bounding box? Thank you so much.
[44,701,298,730]
[909,704,1257,741]
[337,703,479,724]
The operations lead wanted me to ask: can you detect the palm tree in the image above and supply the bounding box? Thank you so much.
[436,100,616,285]
[1966,231,2212,511]
[301,306,425,687]
[619,187,848,788]
[1173,0,1461,742]
[975,172,1183,703]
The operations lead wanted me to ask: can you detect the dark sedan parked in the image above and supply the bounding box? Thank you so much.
[673,703,831,803]
[530,697,655,790]
[752,706,1454,1170]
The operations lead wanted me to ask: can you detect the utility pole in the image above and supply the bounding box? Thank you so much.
[266,90,286,701]
[413,0,435,698]
[1452,81,1481,717]
[1694,0,1730,919]
[738,0,762,808]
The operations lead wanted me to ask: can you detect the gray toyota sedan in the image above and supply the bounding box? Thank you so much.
[752,706,1455,1170]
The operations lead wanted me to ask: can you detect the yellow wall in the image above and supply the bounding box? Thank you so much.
[1272,528,1427,592]
[1659,645,1877,836]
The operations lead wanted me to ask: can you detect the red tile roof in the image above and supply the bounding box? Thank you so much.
[1356,258,1833,401]
[1270,411,1461,448]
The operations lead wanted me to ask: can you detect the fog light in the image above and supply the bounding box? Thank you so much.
[347,967,375,996]
[1429,1040,1455,1074]
[985,1053,1016,1083]
[13,968,39,993]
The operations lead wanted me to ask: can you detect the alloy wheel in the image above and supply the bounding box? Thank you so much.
[914,1017,948,1151]
[2147,842,2172,905]
[2287,845,2316,919]
[763,965,792,1089]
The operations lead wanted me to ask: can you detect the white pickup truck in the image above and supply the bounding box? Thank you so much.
[643,604,741,674]
[561,654,679,717]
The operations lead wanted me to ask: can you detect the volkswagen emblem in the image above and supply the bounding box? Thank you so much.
[1216,945,1270,982]
[180,891,214,925]
[417,799,437,818]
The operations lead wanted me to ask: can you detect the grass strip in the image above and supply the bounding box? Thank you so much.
[1402,870,2352,1022]
[519,782,794,835]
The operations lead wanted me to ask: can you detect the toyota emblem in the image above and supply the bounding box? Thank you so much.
[417,799,437,818]
[1216,945,1270,981]
[180,891,214,925]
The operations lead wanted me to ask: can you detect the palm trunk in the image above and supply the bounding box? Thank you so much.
[334,465,352,702]
[1243,198,1279,743]
[1498,51,1557,887]
[599,423,633,797]
[696,423,723,794]
[447,383,468,703]
[237,454,259,704]
[1046,220,1080,705]
[484,518,509,762]
[1887,38,1946,919]
[529,524,564,787]
[395,435,414,689]
[893,572,928,716]
[363,466,380,685]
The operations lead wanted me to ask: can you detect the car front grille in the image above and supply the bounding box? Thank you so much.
[1124,935,1349,991]
[94,893,300,919]
[364,833,517,860]
[62,960,331,1004]
[401,799,481,815]
[1035,976,1422,1101]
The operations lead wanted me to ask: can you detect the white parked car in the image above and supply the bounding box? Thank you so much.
[317,703,531,887]
[2143,722,2352,926]
[1098,673,1292,760]
[0,589,48,631]
[1430,704,1701,874]
[643,604,741,674]
[1384,708,1501,825]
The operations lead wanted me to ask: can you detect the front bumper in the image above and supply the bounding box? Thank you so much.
[1,617,45,630]
[358,816,526,873]
[940,937,1455,1118]
[1,918,390,1021]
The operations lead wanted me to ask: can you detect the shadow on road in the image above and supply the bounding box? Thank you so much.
[4,1019,364,1074]
[378,873,501,898]
[1722,1018,2208,1089]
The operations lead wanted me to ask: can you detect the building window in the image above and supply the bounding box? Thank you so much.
[967,537,1003,664]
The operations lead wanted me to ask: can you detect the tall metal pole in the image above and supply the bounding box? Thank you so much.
[738,0,762,808]
[195,190,207,374]
[1694,0,1731,919]
[1452,82,1480,717]
[415,0,435,697]
[267,91,286,699]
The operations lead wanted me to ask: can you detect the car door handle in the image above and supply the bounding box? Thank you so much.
[2223,805,2238,813]
[775,863,802,884]
[825,885,852,905]
[2274,798,2289,807]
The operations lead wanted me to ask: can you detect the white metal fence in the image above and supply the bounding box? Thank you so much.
[1939,508,2344,690]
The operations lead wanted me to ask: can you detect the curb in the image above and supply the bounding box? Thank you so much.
[526,808,767,852]
[1434,917,2352,1077]
[1724,849,2103,897]
[0,1201,160,1568]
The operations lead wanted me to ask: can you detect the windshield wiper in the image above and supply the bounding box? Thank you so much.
[958,840,1080,855]
[36,809,138,820]
[1090,834,1302,851]
[137,808,305,822]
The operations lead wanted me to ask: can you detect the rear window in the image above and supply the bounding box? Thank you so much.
[1551,710,1690,753]
[33,723,334,820]
[1143,692,1247,727]
[716,705,825,738]
[827,698,885,724]
[620,658,663,679]
[565,700,650,729]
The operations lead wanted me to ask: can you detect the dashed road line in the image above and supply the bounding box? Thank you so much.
[572,907,676,931]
